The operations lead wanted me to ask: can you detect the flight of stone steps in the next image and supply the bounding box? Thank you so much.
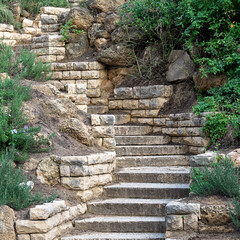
[61,119,190,240]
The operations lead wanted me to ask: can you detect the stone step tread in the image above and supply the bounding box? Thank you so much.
[116,155,190,167]
[105,183,189,189]
[76,216,165,223]
[116,145,188,156]
[115,136,171,145]
[117,167,190,174]
[114,126,153,136]
[61,232,165,240]
[89,198,175,205]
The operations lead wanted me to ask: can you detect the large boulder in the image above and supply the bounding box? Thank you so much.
[193,70,228,92]
[65,7,94,31]
[111,27,143,43]
[104,13,120,33]
[166,50,195,83]
[88,0,126,13]
[60,118,93,146]
[0,206,15,240]
[97,44,134,66]
[88,23,110,47]
[36,158,60,186]
[66,33,89,58]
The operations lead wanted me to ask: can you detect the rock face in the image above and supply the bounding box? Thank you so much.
[88,23,110,47]
[88,0,126,12]
[36,158,60,186]
[0,205,16,240]
[66,33,89,58]
[60,118,93,146]
[227,149,240,167]
[65,7,94,31]
[104,13,120,33]
[166,50,195,83]
[97,44,134,66]
[193,71,228,92]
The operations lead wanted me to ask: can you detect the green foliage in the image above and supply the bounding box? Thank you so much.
[0,3,20,28]
[0,0,70,16]
[191,158,240,198]
[0,42,52,81]
[60,19,85,42]
[229,198,240,230]
[0,149,56,210]
[0,42,53,163]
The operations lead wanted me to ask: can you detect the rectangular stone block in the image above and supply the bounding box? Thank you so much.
[109,100,123,110]
[139,99,150,109]
[49,47,65,55]
[166,215,183,231]
[131,110,146,117]
[99,115,115,126]
[150,98,167,109]
[51,71,63,80]
[76,105,87,112]
[41,14,58,25]
[66,84,76,94]
[88,62,105,70]
[122,100,138,109]
[60,165,70,177]
[114,87,133,99]
[69,71,81,80]
[73,62,89,70]
[82,70,100,79]
[76,83,87,94]
[88,79,103,89]
[87,88,101,97]
[103,138,116,150]
[145,110,159,117]
[92,126,115,138]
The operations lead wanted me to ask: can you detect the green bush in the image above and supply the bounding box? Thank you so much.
[191,158,240,198]
[0,149,56,210]
[0,42,52,81]
[229,198,240,230]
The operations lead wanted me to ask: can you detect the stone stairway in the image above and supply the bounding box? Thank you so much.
[61,123,190,240]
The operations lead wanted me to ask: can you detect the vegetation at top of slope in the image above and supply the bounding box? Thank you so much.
[120,0,240,145]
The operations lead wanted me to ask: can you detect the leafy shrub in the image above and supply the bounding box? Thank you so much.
[0,149,56,210]
[60,19,85,42]
[191,158,240,198]
[229,198,240,230]
[0,3,20,28]
[0,42,52,81]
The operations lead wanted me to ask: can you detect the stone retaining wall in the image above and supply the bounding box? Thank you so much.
[55,151,116,202]
[16,200,87,240]
[109,85,173,123]
[50,61,108,113]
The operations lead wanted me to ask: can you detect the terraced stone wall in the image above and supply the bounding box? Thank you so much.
[50,61,108,113]
[16,200,87,240]
[109,85,173,124]
[55,151,116,202]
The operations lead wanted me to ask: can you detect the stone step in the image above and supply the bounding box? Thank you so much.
[115,167,190,183]
[88,198,174,216]
[116,155,190,168]
[115,136,171,145]
[87,105,108,114]
[114,125,153,136]
[105,183,189,199]
[116,145,188,156]
[75,216,165,233]
[61,232,165,240]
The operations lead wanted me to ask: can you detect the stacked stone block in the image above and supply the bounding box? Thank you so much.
[50,61,108,112]
[165,200,200,239]
[22,18,41,35]
[16,200,87,240]
[40,7,70,33]
[154,113,210,154]
[109,85,173,125]
[0,23,32,47]
[91,114,116,149]
[55,151,116,202]
[32,35,66,62]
